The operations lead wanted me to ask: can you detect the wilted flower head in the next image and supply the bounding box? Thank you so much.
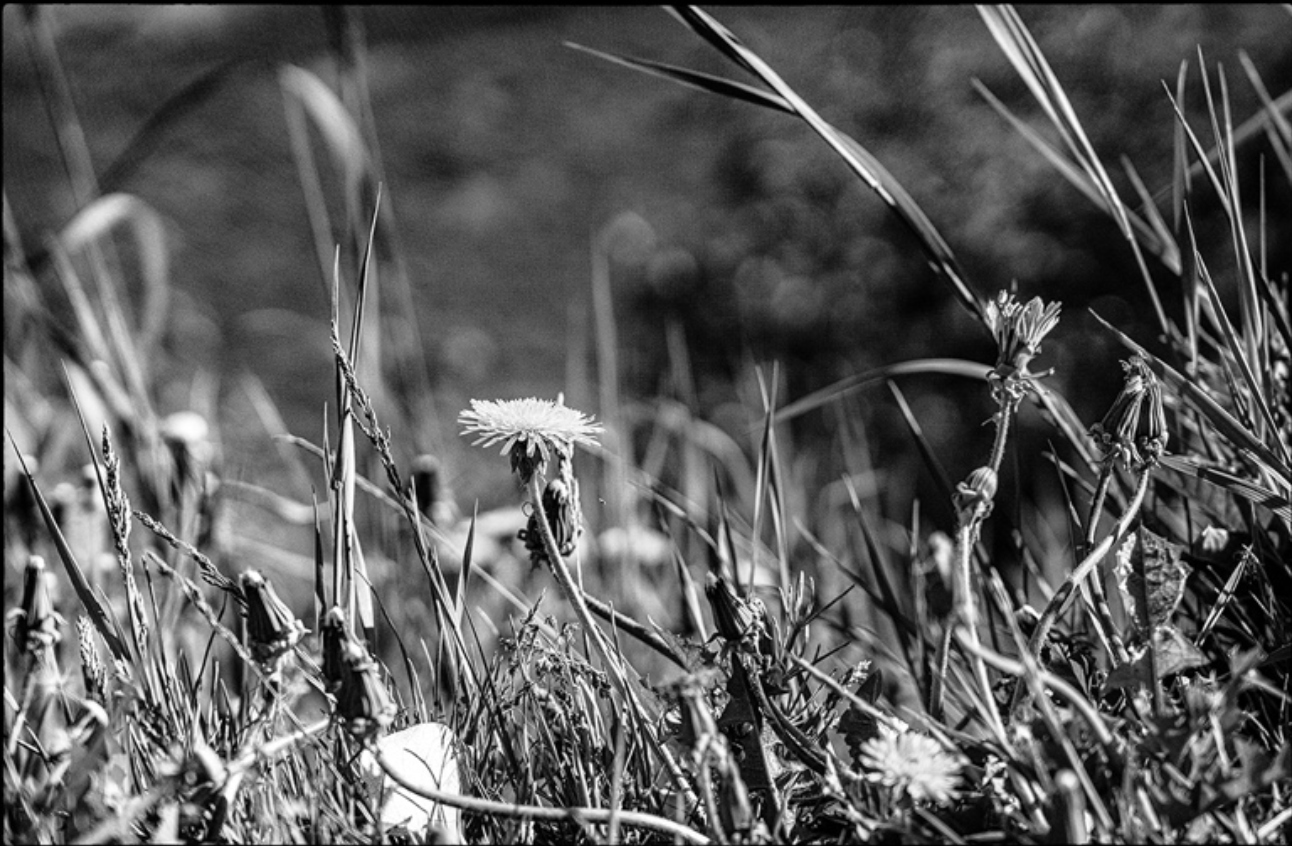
[985,291,1062,383]
[1090,355,1166,469]
[859,728,963,805]
[240,570,306,669]
[458,397,602,484]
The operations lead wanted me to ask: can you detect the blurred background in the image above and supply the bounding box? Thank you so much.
[5,6,1290,654]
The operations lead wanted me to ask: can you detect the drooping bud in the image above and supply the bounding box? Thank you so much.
[1090,356,1151,468]
[517,455,584,565]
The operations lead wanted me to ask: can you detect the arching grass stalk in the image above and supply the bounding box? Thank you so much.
[373,744,711,844]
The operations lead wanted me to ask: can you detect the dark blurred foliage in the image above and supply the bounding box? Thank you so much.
[4,5,1290,528]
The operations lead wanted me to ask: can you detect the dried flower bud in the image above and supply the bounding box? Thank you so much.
[1135,366,1168,468]
[336,639,396,742]
[321,605,365,693]
[240,570,306,669]
[953,466,998,524]
[705,572,759,643]
[518,456,584,565]
[9,555,62,655]
[1090,356,1151,467]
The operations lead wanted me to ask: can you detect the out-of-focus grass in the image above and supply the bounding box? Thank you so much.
[4,5,1291,844]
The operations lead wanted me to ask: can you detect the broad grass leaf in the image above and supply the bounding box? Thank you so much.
[358,722,463,843]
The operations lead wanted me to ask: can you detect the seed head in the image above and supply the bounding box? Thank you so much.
[458,397,602,484]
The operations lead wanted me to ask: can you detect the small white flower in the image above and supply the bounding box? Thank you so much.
[859,729,963,805]
[458,397,602,483]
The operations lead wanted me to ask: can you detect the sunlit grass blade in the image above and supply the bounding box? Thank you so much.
[1158,455,1290,523]
[977,4,1169,334]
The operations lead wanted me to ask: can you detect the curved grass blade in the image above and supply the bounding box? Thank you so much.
[581,6,985,321]
[1158,454,1290,523]
[774,358,990,424]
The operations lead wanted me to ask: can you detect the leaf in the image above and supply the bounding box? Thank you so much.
[839,668,883,768]
[358,722,463,842]
[1104,625,1207,690]
[1114,528,1190,641]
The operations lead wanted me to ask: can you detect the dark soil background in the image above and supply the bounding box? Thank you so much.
[5,5,1290,521]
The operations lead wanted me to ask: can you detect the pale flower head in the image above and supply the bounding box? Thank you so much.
[458,397,603,483]
[859,728,963,805]
[985,290,1062,397]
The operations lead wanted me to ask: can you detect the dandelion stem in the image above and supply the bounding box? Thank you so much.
[1011,468,1152,716]
[525,473,630,689]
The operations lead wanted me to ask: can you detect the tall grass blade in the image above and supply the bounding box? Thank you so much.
[582,6,985,321]
[6,428,129,662]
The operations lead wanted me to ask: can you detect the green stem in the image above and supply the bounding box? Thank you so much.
[525,474,629,691]
[1010,468,1152,716]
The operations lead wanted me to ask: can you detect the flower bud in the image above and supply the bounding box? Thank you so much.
[336,639,396,742]
[240,570,306,670]
[953,466,997,523]
[705,572,759,643]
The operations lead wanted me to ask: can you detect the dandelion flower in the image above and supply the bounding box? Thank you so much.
[458,397,602,483]
[985,291,1062,402]
[859,729,962,805]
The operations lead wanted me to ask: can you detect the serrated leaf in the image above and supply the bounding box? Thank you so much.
[1114,528,1190,641]
[1104,625,1207,690]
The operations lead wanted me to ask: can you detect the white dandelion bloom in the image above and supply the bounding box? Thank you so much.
[458,397,602,482]
[859,729,963,805]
